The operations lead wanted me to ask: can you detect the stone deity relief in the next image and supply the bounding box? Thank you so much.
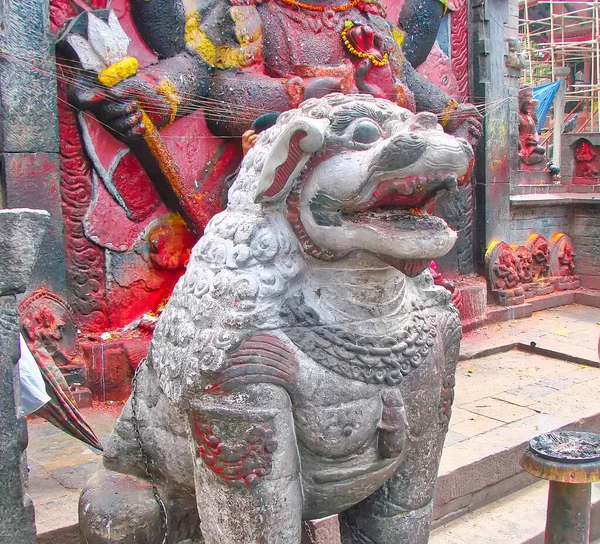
[524,233,551,282]
[18,289,81,375]
[573,138,600,183]
[549,233,581,290]
[485,234,580,305]
[48,0,480,350]
[485,242,525,306]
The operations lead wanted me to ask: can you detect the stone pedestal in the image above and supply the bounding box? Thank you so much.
[0,209,50,544]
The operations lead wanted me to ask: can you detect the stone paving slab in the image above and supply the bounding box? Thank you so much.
[460,303,600,364]
[434,332,600,524]
[431,481,600,544]
[27,407,119,538]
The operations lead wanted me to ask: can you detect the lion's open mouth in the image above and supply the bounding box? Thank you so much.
[305,171,459,276]
[312,171,458,230]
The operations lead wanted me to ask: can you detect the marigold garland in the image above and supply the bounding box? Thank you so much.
[279,0,360,12]
[341,20,389,67]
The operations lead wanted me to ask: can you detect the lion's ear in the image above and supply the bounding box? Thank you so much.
[254,118,328,203]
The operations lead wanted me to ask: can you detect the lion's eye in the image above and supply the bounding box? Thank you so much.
[352,121,382,144]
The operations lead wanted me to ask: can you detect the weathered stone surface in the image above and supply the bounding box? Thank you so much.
[80,95,469,543]
[0,295,38,544]
[0,209,50,294]
[0,0,58,152]
[0,208,49,544]
[4,154,66,293]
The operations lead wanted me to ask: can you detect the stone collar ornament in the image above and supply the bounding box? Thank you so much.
[341,20,389,66]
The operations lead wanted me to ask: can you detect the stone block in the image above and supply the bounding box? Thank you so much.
[71,387,93,409]
[4,153,66,294]
[302,516,341,544]
[529,291,575,312]
[575,289,600,308]
[486,303,533,325]
[0,0,58,152]
[0,209,50,294]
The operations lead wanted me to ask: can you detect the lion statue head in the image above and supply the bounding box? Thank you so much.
[151,94,472,406]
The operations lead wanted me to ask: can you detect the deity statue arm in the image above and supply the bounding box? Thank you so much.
[188,383,303,543]
[398,0,446,68]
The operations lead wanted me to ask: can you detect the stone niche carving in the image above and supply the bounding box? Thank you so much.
[524,233,554,295]
[485,242,525,306]
[573,138,600,183]
[79,94,472,544]
[549,233,581,291]
[485,233,580,305]
[48,0,480,392]
[18,289,81,376]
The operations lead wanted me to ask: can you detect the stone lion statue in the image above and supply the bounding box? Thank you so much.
[80,94,471,544]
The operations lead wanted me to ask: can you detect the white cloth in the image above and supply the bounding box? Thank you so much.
[18,335,51,417]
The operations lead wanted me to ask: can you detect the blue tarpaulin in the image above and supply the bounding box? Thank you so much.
[532,81,561,133]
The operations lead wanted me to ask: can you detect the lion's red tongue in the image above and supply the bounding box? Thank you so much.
[377,255,431,277]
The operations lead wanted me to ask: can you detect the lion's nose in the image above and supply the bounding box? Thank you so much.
[373,132,427,173]
[411,112,439,131]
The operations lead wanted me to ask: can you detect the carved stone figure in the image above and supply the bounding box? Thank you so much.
[19,289,80,375]
[523,234,554,295]
[549,233,581,291]
[485,242,525,306]
[79,94,471,544]
[513,245,536,298]
[505,38,526,71]
[518,86,546,167]
[574,139,599,180]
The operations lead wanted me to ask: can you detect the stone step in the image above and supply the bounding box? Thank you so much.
[433,346,600,526]
[431,480,600,544]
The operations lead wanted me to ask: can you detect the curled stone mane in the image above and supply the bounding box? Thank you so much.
[150,94,416,406]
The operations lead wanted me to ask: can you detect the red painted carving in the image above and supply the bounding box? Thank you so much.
[57,80,110,333]
[48,0,479,393]
[484,233,578,305]
[417,43,460,100]
[493,247,520,290]
[549,233,581,291]
[514,245,533,284]
[450,0,470,101]
[191,415,278,488]
[524,234,550,280]
[485,242,525,306]
[19,288,81,372]
[574,139,600,182]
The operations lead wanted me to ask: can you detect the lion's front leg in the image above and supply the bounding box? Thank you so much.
[339,417,446,544]
[189,383,302,544]
[340,331,460,544]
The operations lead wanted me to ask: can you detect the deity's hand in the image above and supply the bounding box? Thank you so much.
[444,103,482,149]
[242,130,258,156]
[68,76,173,142]
[304,77,345,100]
